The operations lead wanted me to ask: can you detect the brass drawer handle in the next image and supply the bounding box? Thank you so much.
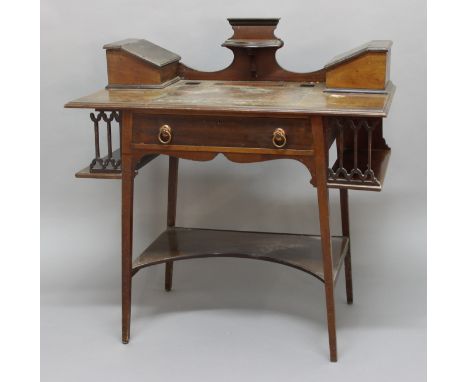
[272,128,287,148]
[158,124,172,144]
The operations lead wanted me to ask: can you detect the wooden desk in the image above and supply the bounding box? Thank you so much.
[65,18,395,362]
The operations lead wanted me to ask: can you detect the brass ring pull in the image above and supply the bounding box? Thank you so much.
[158,124,172,144]
[272,128,287,148]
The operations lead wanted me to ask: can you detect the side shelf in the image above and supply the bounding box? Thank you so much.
[328,149,391,191]
[326,117,391,191]
[74,110,157,180]
[75,149,157,179]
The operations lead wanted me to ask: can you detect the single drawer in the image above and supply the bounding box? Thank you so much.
[132,114,313,151]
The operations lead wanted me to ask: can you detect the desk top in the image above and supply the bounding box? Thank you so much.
[65,80,395,117]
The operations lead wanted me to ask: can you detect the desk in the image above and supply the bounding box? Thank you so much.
[65,18,395,362]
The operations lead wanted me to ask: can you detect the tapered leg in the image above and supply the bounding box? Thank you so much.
[340,189,353,304]
[165,156,179,291]
[312,116,338,362]
[121,154,134,344]
[316,183,338,362]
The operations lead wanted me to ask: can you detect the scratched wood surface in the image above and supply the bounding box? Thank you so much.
[65,80,395,116]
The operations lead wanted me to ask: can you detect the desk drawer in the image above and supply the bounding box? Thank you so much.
[132,114,313,151]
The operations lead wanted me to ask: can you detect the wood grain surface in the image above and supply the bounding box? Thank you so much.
[65,80,395,116]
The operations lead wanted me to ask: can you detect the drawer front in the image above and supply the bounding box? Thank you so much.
[132,114,313,151]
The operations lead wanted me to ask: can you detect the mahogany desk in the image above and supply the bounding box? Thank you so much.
[65,18,395,362]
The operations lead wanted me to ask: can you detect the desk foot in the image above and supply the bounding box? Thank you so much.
[165,262,173,291]
[122,337,129,344]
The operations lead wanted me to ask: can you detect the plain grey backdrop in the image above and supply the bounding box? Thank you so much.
[41,0,426,381]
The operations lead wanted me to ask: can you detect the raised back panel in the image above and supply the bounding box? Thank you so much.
[179,18,325,82]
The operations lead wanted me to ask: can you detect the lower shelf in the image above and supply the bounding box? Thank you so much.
[132,227,349,283]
